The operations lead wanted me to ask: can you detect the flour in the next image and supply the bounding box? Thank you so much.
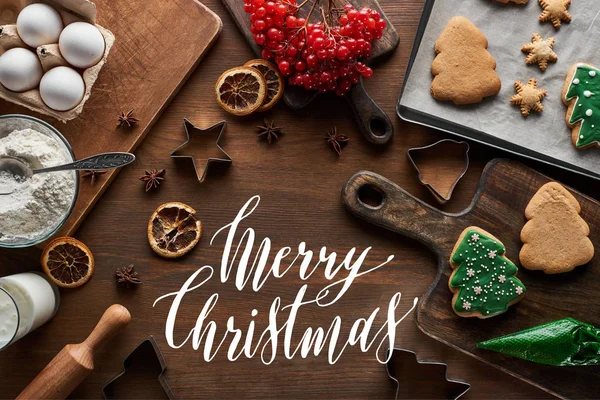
[0,129,76,242]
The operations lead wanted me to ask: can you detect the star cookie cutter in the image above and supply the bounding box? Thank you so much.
[102,336,176,399]
[407,139,470,205]
[170,119,232,183]
[386,347,470,400]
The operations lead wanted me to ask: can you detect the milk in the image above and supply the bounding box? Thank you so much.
[0,272,59,350]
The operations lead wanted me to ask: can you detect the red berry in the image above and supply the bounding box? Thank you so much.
[254,33,266,45]
[345,38,357,50]
[336,45,350,60]
[347,9,359,21]
[244,4,253,13]
[363,42,372,56]
[313,37,325,49]
[255,7,266,17]
[278,60,291,75]
[295,60,306,72]
[358,8,370,21]
[254,19,267,31]
[275,3,287,16]
[366,18,376,30]
[340,24,353,37]
[261,48,273,59]
[316,49,328,59]
[267,27,280,40]
[376,20,387,31]
[252,0,264,6]
[339,15,348,25]
[286,15,297,27]
[285,45,298,57]
[359,66,373,78]
[306,54,318,67]
[265,1,276,13]
[273,15,284,27]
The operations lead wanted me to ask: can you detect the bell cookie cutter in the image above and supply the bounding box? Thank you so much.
[407,139,470,205]
[386,347,470,400]
[171,119,232,183]
[102,336,176,399]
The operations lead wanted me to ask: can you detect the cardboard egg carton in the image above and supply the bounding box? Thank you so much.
[0,0,114,122]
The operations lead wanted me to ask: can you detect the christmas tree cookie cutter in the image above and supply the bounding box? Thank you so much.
[170,119,232,183]
[407,139,470,204]
[102,336,176,399]
[386,347,470,399]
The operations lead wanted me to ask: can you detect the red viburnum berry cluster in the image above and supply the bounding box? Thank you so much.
[243,0,386,96]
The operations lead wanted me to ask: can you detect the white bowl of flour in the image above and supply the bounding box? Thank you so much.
[0,115,78,247]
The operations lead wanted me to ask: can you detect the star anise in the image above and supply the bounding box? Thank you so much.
[257,118,283,144]
[139,169,166,192]
[324,127,349,156]
[117,109,139,128]
[115,264,142,288]
[81,170,107,185]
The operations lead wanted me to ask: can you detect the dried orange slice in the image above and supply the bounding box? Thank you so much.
[215,66,266,116]
[244,59,284,112]
[148,202,202,258]
[41,237,95,288]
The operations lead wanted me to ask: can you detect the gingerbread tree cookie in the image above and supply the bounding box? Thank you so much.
[563,63,600,149]
[449,227,526,319]
[510,78,548,117]
[521,34,557,71]
[539,0,571,29]
[431,16,501,105]
[520,182,594,274]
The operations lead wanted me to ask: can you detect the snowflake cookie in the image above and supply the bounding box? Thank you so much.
[510,78,548,117]
[538,0,571,29]
[521,34,557,71]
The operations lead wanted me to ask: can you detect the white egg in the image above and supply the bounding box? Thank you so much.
[39,66,85,111]
[0,48,43,92]
[59,22,105,69]
[16,3,63,48]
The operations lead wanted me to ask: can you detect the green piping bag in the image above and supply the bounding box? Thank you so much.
[477,318,600,366]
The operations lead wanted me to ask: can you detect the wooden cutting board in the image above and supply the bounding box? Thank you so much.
[220,0,398,145]
[1,0,222,238]
[342,159,600,399]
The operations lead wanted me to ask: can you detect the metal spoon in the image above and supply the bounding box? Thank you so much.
[0,152,136,195]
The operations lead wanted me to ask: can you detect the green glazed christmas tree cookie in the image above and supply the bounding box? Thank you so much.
[563,63,600,149]
[449,227,526,319]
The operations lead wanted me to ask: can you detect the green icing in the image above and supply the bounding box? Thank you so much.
[450,229,526,317]
[565,64,600,148]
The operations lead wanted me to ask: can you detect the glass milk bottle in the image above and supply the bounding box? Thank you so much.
[0,272,59,350]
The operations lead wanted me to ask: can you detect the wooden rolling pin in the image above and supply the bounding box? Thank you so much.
[17,304,131,399]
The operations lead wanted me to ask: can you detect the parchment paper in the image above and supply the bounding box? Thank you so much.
[400,0,600,176]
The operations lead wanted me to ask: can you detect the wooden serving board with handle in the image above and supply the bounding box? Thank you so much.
[1,0,222,239]
[220,0,398,145]
[342,159,600,399]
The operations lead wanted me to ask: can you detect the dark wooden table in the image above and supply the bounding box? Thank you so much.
[1,0,595,398]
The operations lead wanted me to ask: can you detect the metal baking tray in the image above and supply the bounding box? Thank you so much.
[397,0,600,181]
